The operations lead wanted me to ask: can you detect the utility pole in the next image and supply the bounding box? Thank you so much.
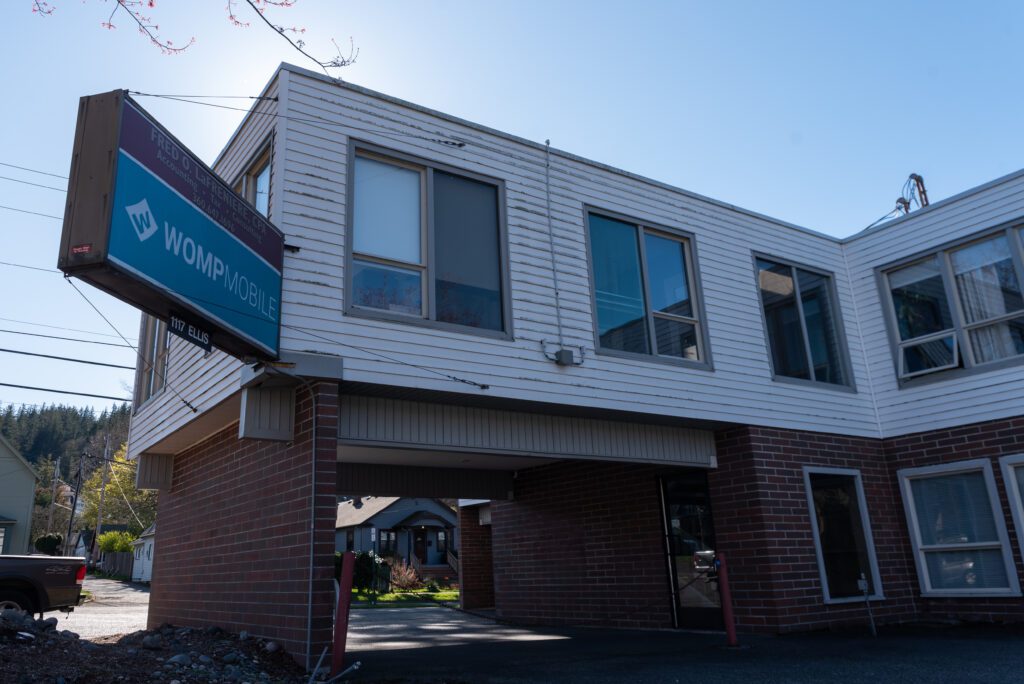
[90,435,110,566]
[47,454,59,533]
[65,450,86,556]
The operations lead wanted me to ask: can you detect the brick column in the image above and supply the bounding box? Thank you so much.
[148,381,339,668]
[458,505,494,610]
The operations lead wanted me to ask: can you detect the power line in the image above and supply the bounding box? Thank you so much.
[127,93,278,101]
[0,161,67,180]
[0,382,130,402]
[0,328,133,348]
[0,316,134,341]
[130,93,467,149]
[0,347,135,370]
[0,260,58,273]
[67,278,198,413]
[0,174,66,193]
[0,204,62,220]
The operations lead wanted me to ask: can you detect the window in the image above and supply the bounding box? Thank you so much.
[587,211,707,364]
[437,529,447,555]
[999,453,1024,567]
[348,147,507,334]
[234,146,271,217]
[345,529,354,552]
[803,467,882,602]
[898,459,1020,597]
[757,257,849,386]
[0,526,6,554]
[882,227,1024,380]
[135,314,169,407]
[379,529,397,556]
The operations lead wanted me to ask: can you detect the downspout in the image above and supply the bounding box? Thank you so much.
[304,381,318,672]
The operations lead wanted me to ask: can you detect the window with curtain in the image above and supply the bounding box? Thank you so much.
[757,257,849,385]
[588,212,706,363]
[898,460,1020,596]
[349,149,505,333]
[804,469,882,601]
[883,227,1024,380]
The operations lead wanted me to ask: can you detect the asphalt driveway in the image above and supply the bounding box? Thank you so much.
[345,607,1024,683]
[58,576,149,638]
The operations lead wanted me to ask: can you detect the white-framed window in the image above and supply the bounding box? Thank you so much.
[0,525,7,554]
[999,453,1024,568]
[898,459,1021,597]
[802,467,883,603]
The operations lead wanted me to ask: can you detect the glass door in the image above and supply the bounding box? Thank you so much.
[661,471,722,629]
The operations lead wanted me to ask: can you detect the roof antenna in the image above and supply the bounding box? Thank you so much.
[910,173,929,207]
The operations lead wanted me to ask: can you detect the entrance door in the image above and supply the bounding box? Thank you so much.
[661,471,722,629]
[413,529,427,563]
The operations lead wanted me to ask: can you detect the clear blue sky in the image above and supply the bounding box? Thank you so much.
[2,1,1023,414]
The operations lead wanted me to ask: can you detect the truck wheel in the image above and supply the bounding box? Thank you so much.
[0,590,33,613]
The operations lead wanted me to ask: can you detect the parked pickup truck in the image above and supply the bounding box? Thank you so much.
[0,555,86,615]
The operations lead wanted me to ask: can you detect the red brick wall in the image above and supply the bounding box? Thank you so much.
[883,416,1024,624]
[710,426,919,633]
[489,461,673,629]
[458,505,494,610]
[711,418,1024,633]
[148,382,339,667]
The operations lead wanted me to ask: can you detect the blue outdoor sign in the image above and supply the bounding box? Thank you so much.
[58,93,283,360]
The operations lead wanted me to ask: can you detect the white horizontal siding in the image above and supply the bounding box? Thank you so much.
[274,70,880,438]
[130,64,1024,455]
[845,172,1024,438]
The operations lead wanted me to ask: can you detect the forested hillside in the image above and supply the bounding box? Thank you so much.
[0,403,130,477]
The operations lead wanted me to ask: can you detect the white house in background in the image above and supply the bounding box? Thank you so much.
[0,433,36,555]
[131,523,155,583]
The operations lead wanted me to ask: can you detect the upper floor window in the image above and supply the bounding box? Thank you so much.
[135,314,169,408]
[234,147,271,217]
[587,211,707,365]
[756,257,849,386]
[348,148,506,334]
[882,227,1024,380]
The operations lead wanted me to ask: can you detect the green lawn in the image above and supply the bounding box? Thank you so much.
[351,589,459,604]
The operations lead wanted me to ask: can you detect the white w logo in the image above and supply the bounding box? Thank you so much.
[125,199,159,242]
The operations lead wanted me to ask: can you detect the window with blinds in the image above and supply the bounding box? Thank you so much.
[898,459,1020,597]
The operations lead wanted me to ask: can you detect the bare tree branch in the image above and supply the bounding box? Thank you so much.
[31,0,356,72]
[241,0,357,79]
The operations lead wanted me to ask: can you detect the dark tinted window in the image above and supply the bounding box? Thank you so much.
[434,171,503,331]
[808,472,874,599]
[590,215,649,354]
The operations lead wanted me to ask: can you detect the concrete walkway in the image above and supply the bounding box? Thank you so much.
[345,607,1024,683]
[58,576,149,639]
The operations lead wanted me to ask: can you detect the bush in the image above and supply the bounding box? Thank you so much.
[388,559,422,591]
[34,533,63,556]
[336,551,391,592]
[97,530,136,553]
[424,579,440,593]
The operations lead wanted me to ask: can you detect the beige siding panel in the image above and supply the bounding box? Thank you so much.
[339,396,715,466]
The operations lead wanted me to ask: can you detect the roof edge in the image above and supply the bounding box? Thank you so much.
[278,63,842,245]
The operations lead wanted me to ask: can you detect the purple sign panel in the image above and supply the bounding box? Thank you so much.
[118,101,283,271]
